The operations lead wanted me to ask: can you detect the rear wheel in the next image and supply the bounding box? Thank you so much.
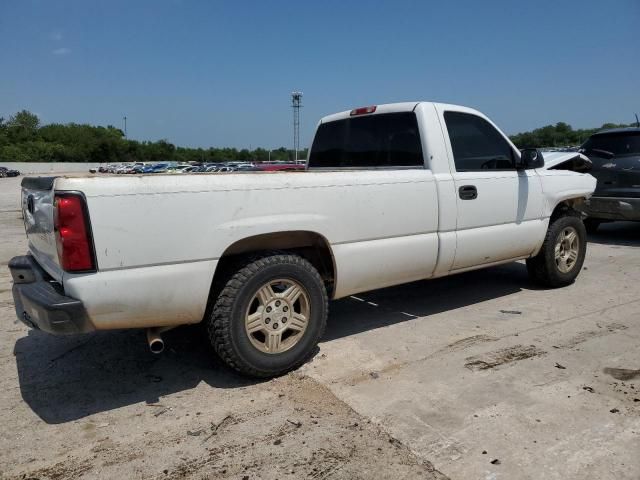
[208,253,328,378]
[526,214,587,287]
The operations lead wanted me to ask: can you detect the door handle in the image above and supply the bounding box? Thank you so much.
[459,185,477,200]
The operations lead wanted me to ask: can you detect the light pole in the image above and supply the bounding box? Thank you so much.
[123,116,127,138]
[291,91,302,162]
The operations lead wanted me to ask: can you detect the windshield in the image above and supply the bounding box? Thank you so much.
[582,132,640,156]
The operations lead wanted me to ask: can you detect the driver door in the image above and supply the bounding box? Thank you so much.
[438,108,543,270]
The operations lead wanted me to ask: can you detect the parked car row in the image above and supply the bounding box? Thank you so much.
[0,166,21,178]
[90,161,305,175]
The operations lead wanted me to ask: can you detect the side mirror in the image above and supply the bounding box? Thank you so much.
[518,148,544,169]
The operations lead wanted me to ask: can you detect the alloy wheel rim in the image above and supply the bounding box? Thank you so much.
[554,226,579,273]
[244,278,310,354]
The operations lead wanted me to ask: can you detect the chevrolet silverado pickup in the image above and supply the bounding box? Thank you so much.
[9,102,596,377]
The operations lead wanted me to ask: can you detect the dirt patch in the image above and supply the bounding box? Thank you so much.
[17,458,94,480]
[8,375,448,480]
[604,368,640,381]
[554,323,628,349]
[156,374,450,479]
[464,345,546,371]
[444,334,497,352]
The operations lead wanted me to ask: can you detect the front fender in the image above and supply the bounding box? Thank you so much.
[537,170,597,218]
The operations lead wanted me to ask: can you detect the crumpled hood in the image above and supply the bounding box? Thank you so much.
[541,151,592,172]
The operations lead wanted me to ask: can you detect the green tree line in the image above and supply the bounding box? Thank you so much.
[0,110,306,163]
[1,109,635,162]
[509,121,635,148]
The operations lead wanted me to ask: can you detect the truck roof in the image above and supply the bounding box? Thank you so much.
[318,101,482,124]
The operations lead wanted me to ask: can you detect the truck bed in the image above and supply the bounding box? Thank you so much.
[23,169,440,329]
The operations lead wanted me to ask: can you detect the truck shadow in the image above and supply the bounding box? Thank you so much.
[586,221,640,248]
[325,261,530,341]
[14,325,255,424]
[15,262,535,424]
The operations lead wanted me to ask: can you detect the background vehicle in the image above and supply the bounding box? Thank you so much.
[0,166,21,177]
[235,164,260,172]
[10,102,595,379]
[142,163,169,174]
[256,163,304,172]
[115,163,146,174]
[166,164,194,173]
[577,127,640,231]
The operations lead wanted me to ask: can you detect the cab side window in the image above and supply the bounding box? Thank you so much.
[444,111,515,171]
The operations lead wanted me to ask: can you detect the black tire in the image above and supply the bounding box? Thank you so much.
[583,218,601,234]
[207,253,328,378]
[526,214,587,288]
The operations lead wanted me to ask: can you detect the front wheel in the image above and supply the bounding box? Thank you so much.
[207,253,328,378]
[526,215,587,288]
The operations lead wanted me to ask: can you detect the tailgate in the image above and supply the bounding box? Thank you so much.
[21,177,63,282]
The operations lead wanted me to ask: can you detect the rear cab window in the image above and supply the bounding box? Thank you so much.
[308,112,424,169]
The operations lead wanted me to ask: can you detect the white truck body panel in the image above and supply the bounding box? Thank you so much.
[56,168,440,327]
[19,101,597,331]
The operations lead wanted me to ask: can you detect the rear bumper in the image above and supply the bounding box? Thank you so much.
[579,196,640,222]
[9,255,94,335]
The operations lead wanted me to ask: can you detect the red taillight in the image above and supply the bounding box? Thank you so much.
[350,105,377,116]
[54,193,96,272]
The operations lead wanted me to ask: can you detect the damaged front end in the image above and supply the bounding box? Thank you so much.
[540,151,593,173]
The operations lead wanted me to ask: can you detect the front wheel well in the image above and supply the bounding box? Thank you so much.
[550,198,586,222]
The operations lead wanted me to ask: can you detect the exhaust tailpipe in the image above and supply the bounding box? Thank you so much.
[146,328,165,354]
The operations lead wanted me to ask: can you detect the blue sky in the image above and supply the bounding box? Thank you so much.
[1,0,638,149]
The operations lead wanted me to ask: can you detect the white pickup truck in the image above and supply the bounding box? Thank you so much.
[10,102,596,377]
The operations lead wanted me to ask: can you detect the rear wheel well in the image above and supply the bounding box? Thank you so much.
[205,232,336,320]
